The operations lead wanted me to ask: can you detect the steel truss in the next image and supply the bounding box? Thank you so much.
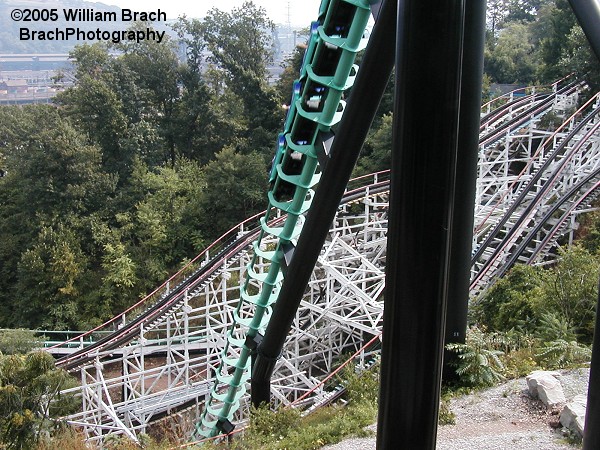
[59,177,389,444]
[56,86,600,444]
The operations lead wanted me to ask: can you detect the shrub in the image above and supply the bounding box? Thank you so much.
[472,265,543,333]
[446,326,505,388]
[0,351,78,449]
[248,404,301,439]
[0,329,43,355]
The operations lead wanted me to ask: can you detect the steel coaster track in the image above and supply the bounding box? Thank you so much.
[472,94,600,263]
[196,0,378,438]
[50,83,600,443]
[470,94,600,295]
[54,171,390,371]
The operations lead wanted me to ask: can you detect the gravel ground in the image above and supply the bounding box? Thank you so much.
[322,368,590,450]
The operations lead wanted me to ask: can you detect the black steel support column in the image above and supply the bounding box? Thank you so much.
[567,0,600,61]
[250,0,397,408]
[443,0,487,380]
[583,276,600,450]
[376,0,467,448]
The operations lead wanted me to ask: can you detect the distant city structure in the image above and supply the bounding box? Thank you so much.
[0,54,73,104]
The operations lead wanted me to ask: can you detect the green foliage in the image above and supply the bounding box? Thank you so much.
[473,245,597,374]
[500,344,540,378]
[438,394,456,425]
[220,361,379,450]
[446,326,506,388]
[0,351,77,449]
[486,22,539,83]
[475,246,599,343]
[248,404,302,439]
[355,114,393,175]
[541,247,599,341]
[483,0,599,87]
[337,359,380,406]
[200,147,268,237]
[0,3,281,333]
[536,338,592,369]
[0,330,42,356]
[473,264,543,333]
[237,402,375,450]
[579,210,600,254]
[534,312,592,368]
[201,2,281,150]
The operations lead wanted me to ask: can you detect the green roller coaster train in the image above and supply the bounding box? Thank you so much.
[36,0,600,446]
[196,0,378,438]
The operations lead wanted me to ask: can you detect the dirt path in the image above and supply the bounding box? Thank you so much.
[323,368,590,450]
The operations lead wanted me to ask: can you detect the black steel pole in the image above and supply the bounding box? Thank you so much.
[376,1,466,448]
[251,0,397,408]
[443,0,487,381]
[583,276,600,450]
[567,0,600,61]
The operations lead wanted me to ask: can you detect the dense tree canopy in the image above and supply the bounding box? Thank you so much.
[484,0,600,87]
[0,7,279,330]
[0,0,598,334]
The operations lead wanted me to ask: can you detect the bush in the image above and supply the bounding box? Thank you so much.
[0,351,78,449]
[446,326,505,388]
[474,246,599,344]
[248,404,301,439]
[0,329,43,355]
[473,265,543,333]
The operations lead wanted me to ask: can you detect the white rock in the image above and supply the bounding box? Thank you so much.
[526,371,566,407]
[560,394,587,436]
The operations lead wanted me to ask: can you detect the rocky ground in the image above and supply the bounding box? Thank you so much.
[322,368,590,450]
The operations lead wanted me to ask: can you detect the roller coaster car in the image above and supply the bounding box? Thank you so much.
[269,134,286,183]
[273,150,305,202]
[272,115,317,202]
[303,82,328,112]
[313,41,342,76]
[325,0,356,38]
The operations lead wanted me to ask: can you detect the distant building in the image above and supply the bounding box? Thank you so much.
[0,54,71,71]
[0,79,28,94]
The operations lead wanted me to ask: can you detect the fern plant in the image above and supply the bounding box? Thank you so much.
[536,339,592,368]
[446,326,505,387]
[534,312,592,368]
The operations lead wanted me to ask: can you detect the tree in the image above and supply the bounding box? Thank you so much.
[203,2,275,82]
[276,43,306,104]
[557,25,600,91]
[0,351,77,449]
[0,110,116,329]
[116,23,181,165]
[539,246,599,342]
[485,22,539,83]
[505,0,549,23]
[579,210,600,254]
[533,0,578,83]
[474,264,544,332]
[202,2,282,153]
[200,147,267,238]
[15,225,87,330]
[487,0,510,36]
[0,330,41,356]
[474,246,599,344]
[355,113,393,176]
